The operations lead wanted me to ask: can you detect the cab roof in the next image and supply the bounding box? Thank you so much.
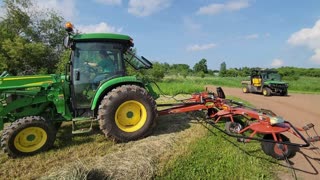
[72,33,131,41]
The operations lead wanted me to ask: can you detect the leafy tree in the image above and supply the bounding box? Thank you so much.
[148,62,165,81]
[170,64,190,77]
[193,58,208,73]
[0,0,66,75]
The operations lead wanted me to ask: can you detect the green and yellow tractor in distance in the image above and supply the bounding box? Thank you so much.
[241,69,288,96]
[0,22,159,157]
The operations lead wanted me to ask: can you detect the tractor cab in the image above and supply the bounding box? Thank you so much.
[64,22,153,115]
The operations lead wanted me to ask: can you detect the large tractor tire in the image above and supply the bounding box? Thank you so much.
[1,116,56,157]
[261,134,299,160]
[98,85,157,142]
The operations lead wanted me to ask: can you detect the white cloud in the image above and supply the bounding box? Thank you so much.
[128,0,171,17]
[36,0,77,21]
[310,49,320,64]
[95,0,122,6]
[288,20,320,49]
[288,19,320,64]
[245,33,259,39]
[271,58,284,67]
[187,43,217,52]
[184,17,202,32]
[197,0,250,15]
[77,22,123,33]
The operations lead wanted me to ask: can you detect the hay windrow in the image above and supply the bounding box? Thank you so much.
[44,116,207,180]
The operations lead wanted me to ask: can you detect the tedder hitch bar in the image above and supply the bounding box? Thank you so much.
[157,87,319,160]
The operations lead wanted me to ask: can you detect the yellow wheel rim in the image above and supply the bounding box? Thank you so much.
[14,127,47,153]
[263,89,267,95]
[242,87,247,93]
[115,100,147,132]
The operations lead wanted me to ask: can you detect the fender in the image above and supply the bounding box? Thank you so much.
[91,76,144,110]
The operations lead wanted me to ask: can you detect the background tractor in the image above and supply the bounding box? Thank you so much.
[241,69,288,96]
[0,22,158,157]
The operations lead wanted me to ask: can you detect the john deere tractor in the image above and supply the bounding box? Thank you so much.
[0,22,159,157]
[241,69,288,96]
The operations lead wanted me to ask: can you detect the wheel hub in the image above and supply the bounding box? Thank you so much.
[14,127,47,153]
[115,100,147,132]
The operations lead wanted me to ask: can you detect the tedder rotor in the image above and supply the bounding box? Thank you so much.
[158,87,319,160]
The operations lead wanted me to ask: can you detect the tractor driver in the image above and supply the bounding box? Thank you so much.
[88,50,116,89]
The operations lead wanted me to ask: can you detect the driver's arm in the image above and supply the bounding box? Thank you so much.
[87,62,98,67]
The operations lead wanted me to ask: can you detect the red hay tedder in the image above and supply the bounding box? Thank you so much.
[157,86,319,160]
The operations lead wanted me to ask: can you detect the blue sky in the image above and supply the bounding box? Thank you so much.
[2,0,320,70]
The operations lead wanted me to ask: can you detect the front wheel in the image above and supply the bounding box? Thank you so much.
[261,134,299,160]
[242,86,250,93]
[98,85,157,142]
[0,116,56,157]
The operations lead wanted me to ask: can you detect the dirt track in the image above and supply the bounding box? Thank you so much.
[221,87,320,180]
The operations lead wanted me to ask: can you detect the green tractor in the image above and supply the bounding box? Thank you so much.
[0,22,159,157]
[241,69,288,96]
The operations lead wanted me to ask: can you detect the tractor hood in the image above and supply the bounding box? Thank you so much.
[264,80,288,85]
[0,75,61,90]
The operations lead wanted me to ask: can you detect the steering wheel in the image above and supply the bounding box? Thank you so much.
[83,62,96,73]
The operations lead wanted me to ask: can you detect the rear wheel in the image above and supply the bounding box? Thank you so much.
[98,85,157,142]
[262,87,271,96]
[261,134,298,160]
[1,116,56,157]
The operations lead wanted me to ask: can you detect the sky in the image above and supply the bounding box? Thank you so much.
[1,0,320,70]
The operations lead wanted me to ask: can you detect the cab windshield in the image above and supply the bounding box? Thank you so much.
[261,72,281,81]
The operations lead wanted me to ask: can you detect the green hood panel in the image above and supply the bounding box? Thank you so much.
[264,81,287,85]
[0,75,59,90]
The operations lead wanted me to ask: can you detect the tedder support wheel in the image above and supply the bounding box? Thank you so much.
[261,134,299,160]
[0,116,56,157]
[98,85,157,142]
[225,119,245,135]
[262,87,271,96]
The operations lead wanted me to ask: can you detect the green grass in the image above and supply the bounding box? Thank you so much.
[156,130,279,179]
[154,76,243,95]
[152,75,320,95]
[155,97,281,180]
[285,76,320,93]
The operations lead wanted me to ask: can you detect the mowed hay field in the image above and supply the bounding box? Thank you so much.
[2,74,316,179]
